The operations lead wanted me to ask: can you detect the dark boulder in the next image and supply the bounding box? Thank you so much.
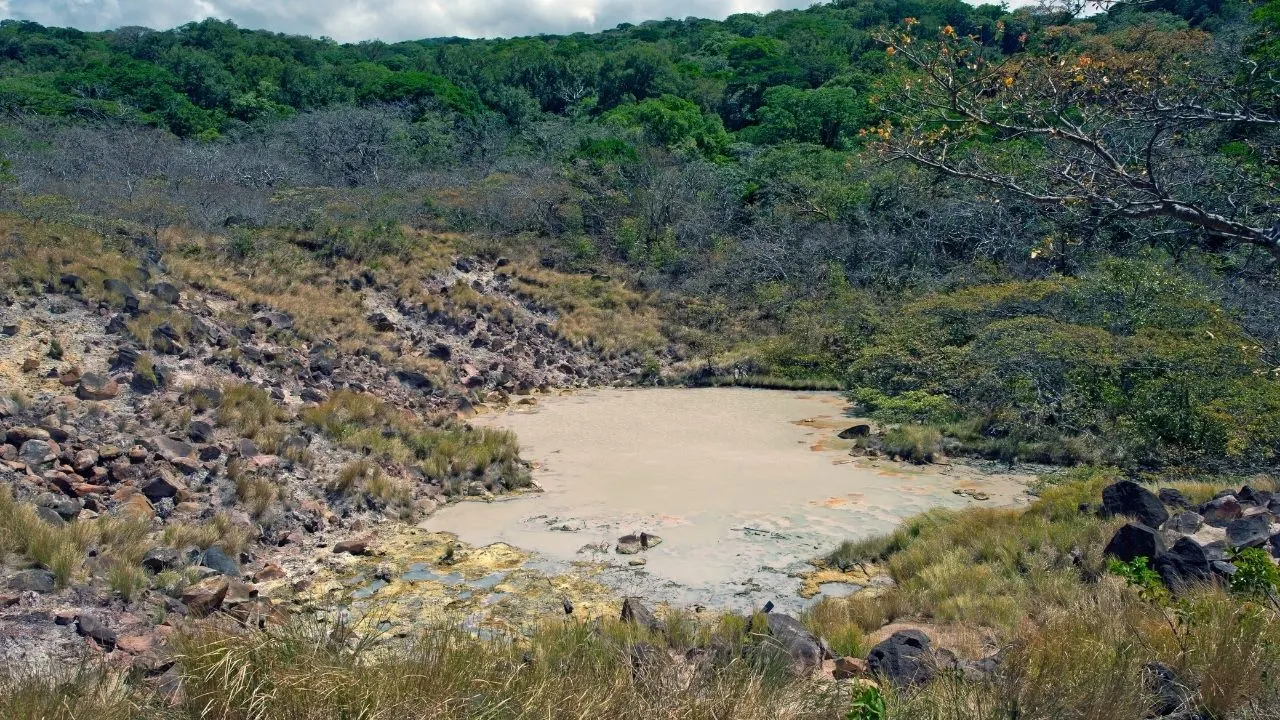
[838,424,873,440]
[76,612,117,649]
[1226,515,1272,549]
[866,629,935,687]
[142,547,181,574]
[59,274,85,293]
[200,547,241,577]
[620,597,665,633]
[187,421,214,444]
[765,612,825,669]
[1101,480,1169,529]
[8,569,57,593]
[1155,537,1213,591]
[150,282,181,304]
[1157,488,1191,510]
[1237,485,1274,508]
[1104,523,1164,563]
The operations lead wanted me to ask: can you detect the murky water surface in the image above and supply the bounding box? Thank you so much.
[425,388,1031,612]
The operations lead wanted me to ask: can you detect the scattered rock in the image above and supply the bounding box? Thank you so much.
[837,424,872,439]
[866,630,935,687]
[235,438,259,459]
[182,576,230,617]
[76,372,121,400]
[334,536,373,555]
[1104,522,1164,563]
[76,612,117,649]
[620,597,665,633]
[1200,496,1243,527]
[142,547,181,574]
[151,436,195,462]
[1101,480,1169,529]
[1237,485,1273,507]
[1226,515,1272,549]
[7,569,57,593]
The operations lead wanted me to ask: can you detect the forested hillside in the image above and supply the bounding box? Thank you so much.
[2,1,1280,718]
[1,0,1277,468]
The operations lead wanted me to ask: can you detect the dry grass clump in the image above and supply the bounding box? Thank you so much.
[303,390,528,491]
[0,487,150,592]
[216,383,288,439]
[167,232,373,342]
[161,512,252,555]
[513,267,664,355]
[0,214,140,301]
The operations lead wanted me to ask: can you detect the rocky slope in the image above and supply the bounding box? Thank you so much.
[0,234,666,677]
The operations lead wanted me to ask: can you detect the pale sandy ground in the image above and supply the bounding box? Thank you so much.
[425,387,1033,612]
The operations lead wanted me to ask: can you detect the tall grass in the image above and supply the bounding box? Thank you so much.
[0,487,148,590]
[303,390,528,491]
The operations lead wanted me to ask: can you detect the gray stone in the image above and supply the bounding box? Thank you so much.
[620,597,665,633]
[142,547,181,574]
[76,612,117,648]
[1226,515,1272,549]
[8,569,57,593]
[200,546,241,577]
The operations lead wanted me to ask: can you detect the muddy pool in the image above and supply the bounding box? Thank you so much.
[424,387,1032,613]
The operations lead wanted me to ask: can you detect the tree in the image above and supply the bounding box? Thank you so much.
[872,16,1280,261]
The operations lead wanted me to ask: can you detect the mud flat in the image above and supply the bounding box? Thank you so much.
[426,387,1033,612]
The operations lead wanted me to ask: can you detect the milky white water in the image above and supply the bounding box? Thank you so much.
[425,388,1031,611]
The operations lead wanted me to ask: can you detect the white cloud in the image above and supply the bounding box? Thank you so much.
[4,0,820,42]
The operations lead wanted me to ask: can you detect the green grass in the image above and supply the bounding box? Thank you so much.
[303,390,529,493]
[216,382,288,439]
[881,425,941,464]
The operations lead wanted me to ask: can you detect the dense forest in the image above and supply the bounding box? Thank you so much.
[0,0,1277,471]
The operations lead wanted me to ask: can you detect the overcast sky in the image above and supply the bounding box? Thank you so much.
[1,0,863,42]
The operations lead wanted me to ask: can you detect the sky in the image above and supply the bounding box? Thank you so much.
[0,1,1041,43]
[0,0,842,42]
